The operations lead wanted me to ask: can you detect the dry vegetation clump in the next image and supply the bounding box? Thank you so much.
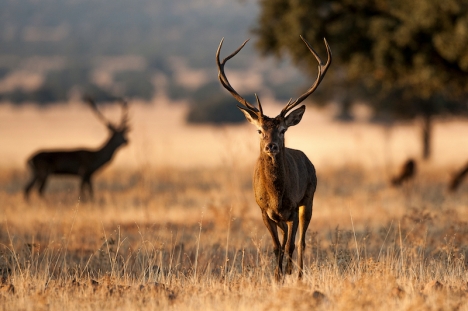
[1,165,468,310]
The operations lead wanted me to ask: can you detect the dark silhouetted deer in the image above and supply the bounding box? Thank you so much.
[391,158,417,186]
[24,98,130,200]
[448,161,468,192]
[216,36,331,280]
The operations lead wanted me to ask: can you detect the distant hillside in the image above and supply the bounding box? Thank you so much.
[0,0,258,62]
[0,0,307,124]
[0,0,255,96]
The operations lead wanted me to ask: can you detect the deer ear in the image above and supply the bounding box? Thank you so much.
[284,105,305,127]
[238,106,261,126]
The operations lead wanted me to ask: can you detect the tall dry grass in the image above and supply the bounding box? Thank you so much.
[1,163,468,310]
[2,102,468,309]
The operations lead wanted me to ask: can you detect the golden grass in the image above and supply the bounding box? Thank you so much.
[1,164,468,310]
[2,103,468,309]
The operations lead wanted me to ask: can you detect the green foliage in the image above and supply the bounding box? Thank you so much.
[254,0,468,119]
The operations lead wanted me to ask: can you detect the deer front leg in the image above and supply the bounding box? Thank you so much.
[285,217,298,275]
[37,176,48,196]
[261,212,283,281]
[278,222,288,251]
[86,178,94,199]
[297,203,312,279]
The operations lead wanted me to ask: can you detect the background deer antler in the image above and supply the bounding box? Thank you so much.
[83,96,112,128]
[118,98,129,130]
[84,96,129,131]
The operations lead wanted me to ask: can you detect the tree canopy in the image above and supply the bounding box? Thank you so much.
[254,0,468,158]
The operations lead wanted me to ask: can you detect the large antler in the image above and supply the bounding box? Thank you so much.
[84,96,112,128]
[118,98,129,131]
[216,38,263,115]
[280,36,332,117]
[84,96,129,131]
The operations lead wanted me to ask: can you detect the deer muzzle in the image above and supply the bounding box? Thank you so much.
[264,142,279,155]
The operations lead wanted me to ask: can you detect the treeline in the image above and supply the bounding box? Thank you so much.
[0,0,263,124]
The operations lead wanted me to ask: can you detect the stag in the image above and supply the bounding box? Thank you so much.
[391,158,417,187]
[24,98,130,200]
[216,36,331,280]
[448,162,468,192]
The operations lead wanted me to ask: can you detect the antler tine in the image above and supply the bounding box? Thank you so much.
[118,98,129,129]
[254,93,263,115]
[84,96,111,127]
[216,38,260,113]
[281,36,332,117]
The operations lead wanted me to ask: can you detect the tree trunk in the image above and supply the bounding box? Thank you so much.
[335,97,353,121]
[422,114,432,160]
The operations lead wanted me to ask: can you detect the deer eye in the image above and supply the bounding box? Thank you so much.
[257,130,262,134]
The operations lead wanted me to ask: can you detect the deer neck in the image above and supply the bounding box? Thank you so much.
[257,147,287,193]
[95,136,122,164]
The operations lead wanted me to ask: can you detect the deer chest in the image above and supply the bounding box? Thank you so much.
[255,190,296,222]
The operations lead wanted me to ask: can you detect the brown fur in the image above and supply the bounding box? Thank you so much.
[216,36,331,280]
[243,111,316,280]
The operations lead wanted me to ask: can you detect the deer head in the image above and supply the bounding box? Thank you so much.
[238,97,306,161]
[216,36,331,161]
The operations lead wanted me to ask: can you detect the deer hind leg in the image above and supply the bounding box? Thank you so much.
[297,203,313,279]
[87,179,94,199]
[24,174,38,200]
[80,176,93,200]
[285,217,298,275]
[262,212,283,281]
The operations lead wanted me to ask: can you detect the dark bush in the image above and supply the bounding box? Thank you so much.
[186,82,255,125]
[166,81,192,101]
[113,71,154,100]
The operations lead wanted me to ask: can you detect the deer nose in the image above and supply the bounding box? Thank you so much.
[265,143,279,154]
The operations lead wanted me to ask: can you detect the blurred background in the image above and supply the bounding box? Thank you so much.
[2,3,468,307]
[0,0,467,172]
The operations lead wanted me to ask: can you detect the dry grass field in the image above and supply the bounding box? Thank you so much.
[1,101,468,310]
